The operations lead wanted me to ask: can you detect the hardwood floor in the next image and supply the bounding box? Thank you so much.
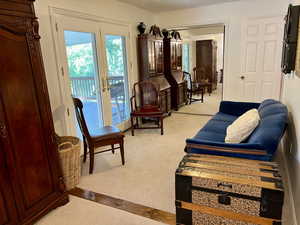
[69,187,176,225]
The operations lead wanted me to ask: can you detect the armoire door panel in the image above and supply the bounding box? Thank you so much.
[0,126,18,225]
[0,168,18,225]
[0,27,56,217]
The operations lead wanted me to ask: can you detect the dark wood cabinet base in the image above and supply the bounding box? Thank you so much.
[22,194,69,225]
[0,0,68,224]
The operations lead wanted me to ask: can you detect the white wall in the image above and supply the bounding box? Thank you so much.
[281,1,300,225]
[155,0,287,101]
[34,0,155,135]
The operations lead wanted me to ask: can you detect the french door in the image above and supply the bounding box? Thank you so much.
[54,15,131,136]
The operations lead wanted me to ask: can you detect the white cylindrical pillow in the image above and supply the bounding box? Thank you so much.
[225,109,260,144]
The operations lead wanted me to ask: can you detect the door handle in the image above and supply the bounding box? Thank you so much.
[106,78,111,91]
[102,77,106,92]
[0,123,8,139]
[240,76,245,80]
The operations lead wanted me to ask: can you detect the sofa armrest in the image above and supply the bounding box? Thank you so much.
[219,101,260,117]
[185,138,268,156]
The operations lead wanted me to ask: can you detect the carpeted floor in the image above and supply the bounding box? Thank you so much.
[78,113,210,213]
[36,195,165,225]
[36,113,210,225]
[176,84,222,115]
[36,92,294,225]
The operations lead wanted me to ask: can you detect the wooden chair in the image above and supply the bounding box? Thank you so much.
[183,71,204,104]
[130,81,164,136]
[73,97,125,174]
[193,67,212,95]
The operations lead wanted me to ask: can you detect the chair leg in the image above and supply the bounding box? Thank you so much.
[131,116,135,136]
[160,117,164,135]
[120,139,125,165]
[89,146,95,174]
[83,136,87,163]
[111,144,115,154]
[201,89,204,103]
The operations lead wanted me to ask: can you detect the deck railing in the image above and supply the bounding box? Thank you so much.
[70,75,125,100]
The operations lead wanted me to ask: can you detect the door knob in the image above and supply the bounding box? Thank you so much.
[240,76,245,80]
[0,123,8,138]
[101,77,106,92]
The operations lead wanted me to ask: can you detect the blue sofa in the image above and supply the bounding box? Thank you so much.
[185,99,288,161]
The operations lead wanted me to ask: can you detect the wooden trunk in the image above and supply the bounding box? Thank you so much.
[175,154,284,225]
[0,1,68,225]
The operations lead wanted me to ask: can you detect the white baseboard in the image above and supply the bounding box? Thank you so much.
[278,143,298,225]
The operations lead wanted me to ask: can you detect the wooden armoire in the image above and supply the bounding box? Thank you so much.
[0,1,69,225]
[137,34,171,115]
[163,36,187,110]
[196,40,218,90]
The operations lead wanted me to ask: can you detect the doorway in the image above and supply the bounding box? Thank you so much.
[173,24,225,116]
[54,15,131,136]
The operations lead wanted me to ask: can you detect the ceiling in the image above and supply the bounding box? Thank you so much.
[117,0,241,12]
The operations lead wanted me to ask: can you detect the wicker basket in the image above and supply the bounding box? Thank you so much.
[57,136,81,190]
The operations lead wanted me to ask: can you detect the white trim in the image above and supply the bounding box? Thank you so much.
[279,142,298,225]
[49,6,131,27]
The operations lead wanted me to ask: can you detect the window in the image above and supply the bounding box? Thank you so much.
[182,43,190,73]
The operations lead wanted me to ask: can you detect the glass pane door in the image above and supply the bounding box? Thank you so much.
[104,35,130,126]
[64,30,103,134]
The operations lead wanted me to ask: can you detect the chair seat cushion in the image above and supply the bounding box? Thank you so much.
[90,126,124,142]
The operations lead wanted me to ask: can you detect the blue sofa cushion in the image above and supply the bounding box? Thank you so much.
[212,112,237,122]
[219,101,260,117]
[247,99,288,154]
[194,119,232,142]
[186,99,288,161]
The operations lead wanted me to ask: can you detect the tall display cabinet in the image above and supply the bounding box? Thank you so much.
[137,34,172,115]
[196,40,218,91]
[163,36,187,110]
[0,1,68,225]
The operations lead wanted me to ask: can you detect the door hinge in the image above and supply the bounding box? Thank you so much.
[55,23,58,32]
[67,108,70,116]
[61,67,64,76]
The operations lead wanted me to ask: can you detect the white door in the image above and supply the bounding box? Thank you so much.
[100,23,131,131]
[240,17,284,102]
[53,15,131,136]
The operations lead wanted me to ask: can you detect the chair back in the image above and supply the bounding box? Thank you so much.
[72,97,91,140]
[132,81,160,111]
[183,71,192,90]
[193,66,208,83]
